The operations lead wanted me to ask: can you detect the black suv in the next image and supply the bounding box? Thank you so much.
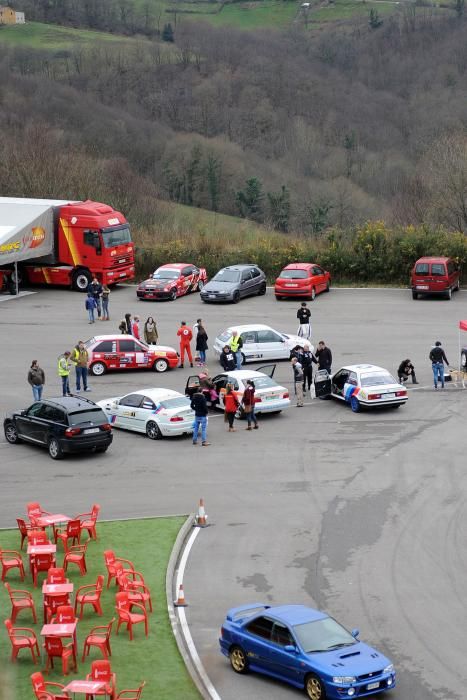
[4,396,113,460]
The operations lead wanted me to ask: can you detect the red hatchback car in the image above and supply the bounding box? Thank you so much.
[411,257,460,300]
[275,263,331,300]
[137,263,208,301]
[85,335,179,375]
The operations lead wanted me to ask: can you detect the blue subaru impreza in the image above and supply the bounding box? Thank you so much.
[219,604,396,699]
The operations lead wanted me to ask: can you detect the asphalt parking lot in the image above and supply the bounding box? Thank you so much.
[1,285,466,700]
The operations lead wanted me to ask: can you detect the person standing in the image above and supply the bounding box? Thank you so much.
[297,302,311,340]
[242,379,258,430]
[118,318,127,334]
[85,293,97,324]
[124,313,132,334]
[72,341,90,392]
[101,284,110,320]
[196,323,208,366]
[88,277,103,320]
[224,383,239,432]
[58,351,72,397]
[291,356,304,407]
[193,318,202,335]
[397,359,418,385]
[144,317,159,345]
[191,388,210,446]
[429,341,449,390]
[301,343,317,393]
[28,360,45,401]
[315,340,332,373]
[132,316,141,340]
[229,330,243,370]
[177,321,194,368]
[220,345,236,371]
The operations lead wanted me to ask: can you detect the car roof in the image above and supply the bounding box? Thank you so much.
[88,335,140,342]
[340,364,387,373]
[218,264,259,271]
[415,256,450,263]
[126,388,184,400]
[157,263,190,270]
[39,397,100,411]
[282,263,315,270]
[264,605,328,625]
[220,370,274,380]
[220,324,277,334]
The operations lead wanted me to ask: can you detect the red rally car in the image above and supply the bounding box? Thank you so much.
[275,262,331,300]
[137,263,208,301]
[85,335,179,375]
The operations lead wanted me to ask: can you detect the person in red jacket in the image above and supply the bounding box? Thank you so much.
[131,315,140,340]
[224,383,239,432]
[177,321,194,368]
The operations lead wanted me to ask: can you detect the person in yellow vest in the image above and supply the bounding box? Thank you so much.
[72,341,91,392]
[58,351,72,397]
[229,330,243,370]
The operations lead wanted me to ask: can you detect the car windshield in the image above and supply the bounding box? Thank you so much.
[159,397,191,409]
[68,409,108,426]
[213,270,241,283]
[360,372,396,386]
[153,270,179,280]
[293,617,356,654]
[279,270,308,279]
[100,225,131,248]
[252,376,278,390]
[218,330,232,342]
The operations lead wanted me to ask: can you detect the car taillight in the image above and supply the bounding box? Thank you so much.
[254,397,262,403]
[170,416,184,422]
[368,394,381,400]
[396,390,407,397]
[283,392,289,399]
[101,423,112,431]
[65,427,81,437]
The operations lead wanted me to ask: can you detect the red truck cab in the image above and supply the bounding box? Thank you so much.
[411,256,460,300]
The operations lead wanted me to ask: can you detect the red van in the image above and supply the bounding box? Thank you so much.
[411,257,460,300]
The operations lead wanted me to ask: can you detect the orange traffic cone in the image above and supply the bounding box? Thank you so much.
[194,498,208,527]
[174,583,188,607]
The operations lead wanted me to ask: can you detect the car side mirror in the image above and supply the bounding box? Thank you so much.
[284,644,298,653]
[20,409,27,416]
[351,628,359,638]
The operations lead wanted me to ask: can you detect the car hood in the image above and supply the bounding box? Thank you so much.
[305,641,391,675]
[283,333,314,352]
[97,397,122,414]
[147,344,177,353]
[202,281,238,292]
[139,278,174,287]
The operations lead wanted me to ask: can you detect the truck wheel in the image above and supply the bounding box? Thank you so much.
[72,269,92,292]
[90,362,106,376]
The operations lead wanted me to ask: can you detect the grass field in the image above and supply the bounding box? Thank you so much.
[0,22,146,49]
[0,518,201,700]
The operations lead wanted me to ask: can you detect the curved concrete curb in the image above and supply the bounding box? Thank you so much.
[166,515,221,700]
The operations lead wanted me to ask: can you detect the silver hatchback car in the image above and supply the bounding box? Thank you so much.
[200,264,267,303]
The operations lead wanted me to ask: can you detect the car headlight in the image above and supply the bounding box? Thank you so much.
[383,664,394,674]
[332,676,356,684]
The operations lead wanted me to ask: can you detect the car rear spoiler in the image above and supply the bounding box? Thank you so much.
[226,603,270,622]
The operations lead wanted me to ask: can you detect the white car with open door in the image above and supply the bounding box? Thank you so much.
[185,365,290,415]
[325,364,408,412]
[213,325,312,364]
[97,388,194,439]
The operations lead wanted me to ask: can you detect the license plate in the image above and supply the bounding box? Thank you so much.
[84,427,99,434]
[265,395,278,400]
[286,284,298,287]
[119,258,126,263]
[367,682,380,690]
[209,294,216,298]
[416,285,429,290]
[384,393,395,399]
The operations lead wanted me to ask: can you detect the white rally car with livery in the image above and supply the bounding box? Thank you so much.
[213,324,311,364]
[327,364,408,412]
[97,388,194,439]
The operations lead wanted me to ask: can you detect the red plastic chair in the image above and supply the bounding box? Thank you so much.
[117,570,153,613]
[75,504,101,541]
[28,530,49,545]
[63,543,87,576]
[0,548,25,582]
[5,582,37,623]
[116,682,146,699]
[115,592,148,640]
[51,605,77,625]
[32,552,55,588]
[27,502,50,527]
[43,635,76,675]
[74,575,104,619]
[31,671,70,700]
[47,567,67,584]
[54,519,81,551]
[82,618,114,661]
[4,618,40,663]
[44,593,70,624]
[104,550,134,589]
[17,518,32,550]
[86,660,116,700]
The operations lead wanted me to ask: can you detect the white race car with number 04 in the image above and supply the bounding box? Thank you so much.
[328,364,408,412]
[97,388,194,439]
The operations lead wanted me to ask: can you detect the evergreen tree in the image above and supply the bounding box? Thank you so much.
[267,185,291,232]
[236,177,264,220]
[162,23,174,42]
[206,154,221,212]
[307,199,332,234]
[369,8,383,29]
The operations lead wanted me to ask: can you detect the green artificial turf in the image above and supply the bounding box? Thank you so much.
[0,517,201,700]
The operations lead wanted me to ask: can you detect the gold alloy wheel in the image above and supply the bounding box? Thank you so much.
[306,675,325,700]
[230,646,247,673]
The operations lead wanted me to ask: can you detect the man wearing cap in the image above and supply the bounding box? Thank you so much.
[429,340,449,390]
[58,351,72,397]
